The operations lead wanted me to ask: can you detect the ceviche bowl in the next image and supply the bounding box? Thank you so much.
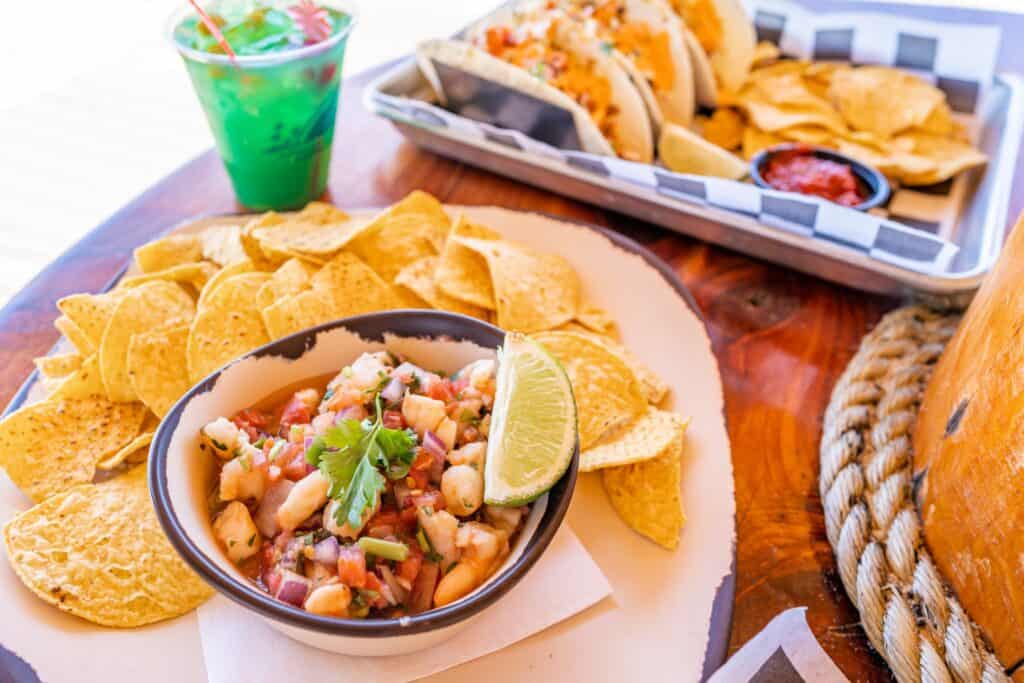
[149,311,579,656]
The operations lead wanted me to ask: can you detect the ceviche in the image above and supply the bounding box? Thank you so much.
[202,351,529,618]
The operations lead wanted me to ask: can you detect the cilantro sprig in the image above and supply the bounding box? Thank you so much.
[305,396,417,529]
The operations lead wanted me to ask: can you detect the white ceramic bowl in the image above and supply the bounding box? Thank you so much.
[149,311,578,656]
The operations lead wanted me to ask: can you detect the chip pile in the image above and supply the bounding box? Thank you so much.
[0,190,689,629]
[534,331,688,550]
[700,56,987,186]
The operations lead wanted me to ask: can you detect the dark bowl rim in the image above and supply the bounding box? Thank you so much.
[148,309,580,638]
[749,143,892,211]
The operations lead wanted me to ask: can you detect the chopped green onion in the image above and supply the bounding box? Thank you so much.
[304,436,326,465]
[416,528,430,553]
[268,440,286,462]
[357,537,409,561]
[253,437,266,449]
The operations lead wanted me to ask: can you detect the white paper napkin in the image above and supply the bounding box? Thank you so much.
[197,525,611,683]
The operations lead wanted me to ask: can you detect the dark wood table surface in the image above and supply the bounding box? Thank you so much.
[4,38,1024,678]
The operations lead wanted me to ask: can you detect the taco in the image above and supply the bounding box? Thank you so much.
[418,11,654,162]
[560,0,697,129]
[667,0,756,106]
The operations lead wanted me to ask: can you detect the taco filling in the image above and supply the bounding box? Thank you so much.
[480,25,624,156]
[671,0,722,55]
[584,1,676,94]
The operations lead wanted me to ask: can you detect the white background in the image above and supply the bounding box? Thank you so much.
[0,0,1019,307]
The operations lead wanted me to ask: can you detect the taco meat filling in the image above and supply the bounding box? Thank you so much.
[482,25,624,155]
[584,1,675,93]
[202,351,530,619]
[671,0,722,55]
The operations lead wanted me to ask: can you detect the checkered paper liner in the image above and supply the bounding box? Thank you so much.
[372,90,958,273]
[747,0,1001,245]
[369,0,1004,275]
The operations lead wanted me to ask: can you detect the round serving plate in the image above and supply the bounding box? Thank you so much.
[2,206,735,682]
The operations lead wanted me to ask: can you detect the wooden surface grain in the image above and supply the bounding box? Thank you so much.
[0,63,930,682]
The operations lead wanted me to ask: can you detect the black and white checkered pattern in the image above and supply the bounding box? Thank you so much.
[747,0,1000,115]
[372,91,958,272]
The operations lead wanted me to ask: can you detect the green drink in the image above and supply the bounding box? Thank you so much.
[169,1,356,210]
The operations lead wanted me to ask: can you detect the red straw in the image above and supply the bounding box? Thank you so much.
[188,0,238,64]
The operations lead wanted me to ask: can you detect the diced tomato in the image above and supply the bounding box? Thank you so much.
[426,378,455,403]
[450,376,469,396]
[406,468,429,491]
[397,551,423,585]
[232,408,269,442]
[367,507,401,529]
[260,542,280,593]
[382,410,405,430]
[337,545,367,589]
[283,458,313,481]
[411,448,433,472]
[363,572,389,609]
[278,395,313,431]
[485,26,511,54]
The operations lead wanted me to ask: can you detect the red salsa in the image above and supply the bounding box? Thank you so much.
[762,147,869,208]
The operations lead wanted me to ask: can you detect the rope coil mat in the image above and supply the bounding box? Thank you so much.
[819,306,1011,683]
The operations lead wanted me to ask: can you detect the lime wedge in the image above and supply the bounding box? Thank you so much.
[484,332,578,506]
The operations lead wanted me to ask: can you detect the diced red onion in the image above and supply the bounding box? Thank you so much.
[311,412,335,434]
[312,536,340,566]
[255,480,295,538]
[275,570,311,607]
[422,431,446,460]
[336,405,368,422]
[393,480,413,509]
[378,566,408,605]
[303,435,315,450]
[380,377,406,405]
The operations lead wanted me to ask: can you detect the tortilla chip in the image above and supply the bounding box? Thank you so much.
[741,125,785,160]
[128,325,191,418]
[601,436,685,549]
[34,353,82,379]
[99,282,195,402]
[252,203,361,258]
[199,224,247,266]
[457,237,579,332]
[119,262,219,294]
[95,432,155,471]
[198,259,257,307]
[54,316,95,355]
[50,355,107,401]
[57,291,127,352]
[557,330,667,404]
[255,258,317,310]
[702,108,746,151]
[888,131,988,185]
[240,212,290,269]
[751,41,781,69]
[133,234,203,273]
[262,292,337,340]
[345,191,450,282]
[829,66,946,139]
[3,465,212,626]
[573,303,618,338]
[582,407,687,471]
[534,331,646,449]
[187,273,271,384]
[435,216,501,309]
[394,256,490,320]
[0,398,146,502]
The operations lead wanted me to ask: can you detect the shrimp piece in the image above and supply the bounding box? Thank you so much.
[416,507,460,568]
[219,442,267,502]
[276,470,329,532]
[324,352,394,410]
[304,583,352,617]
[323,493,381,539]
[214,501,261,563]
[401,394,446,436]
[433,522,509,607]
[483,505,528,536]
[447,442,486,470]
[201,417,244,460]
[441,465,483,516]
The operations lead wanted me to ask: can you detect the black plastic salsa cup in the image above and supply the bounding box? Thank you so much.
[750,143,891,211]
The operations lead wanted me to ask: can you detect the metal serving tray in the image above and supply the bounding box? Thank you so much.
[363,6,1024,298]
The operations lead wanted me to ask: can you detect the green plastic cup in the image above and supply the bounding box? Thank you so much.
[168,2,357,210]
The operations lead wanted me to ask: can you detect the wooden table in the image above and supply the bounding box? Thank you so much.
[3,48,1024,679]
